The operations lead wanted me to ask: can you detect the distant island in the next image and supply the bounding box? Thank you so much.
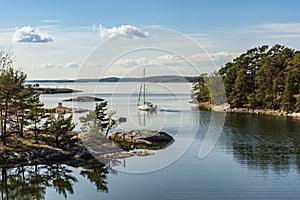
[26,75,196,83]
[32,87,81,94]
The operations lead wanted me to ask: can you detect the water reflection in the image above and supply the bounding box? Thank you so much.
[221,113,300,175]
[0,162,111,199]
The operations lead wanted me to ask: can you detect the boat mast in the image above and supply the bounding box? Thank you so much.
[143,68,146,104]
[137,82,142,105]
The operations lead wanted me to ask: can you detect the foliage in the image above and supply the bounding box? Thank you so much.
[192,44,300,112]
[80,101,118,136]
[191,74,210,103]
[43,113,75,147]
[0,50,28,145]
[27,92,48,142]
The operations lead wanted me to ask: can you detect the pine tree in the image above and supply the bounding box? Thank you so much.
[11,84,36,137]
[27,93,47,142]
[295,89,300,112]
[80,101,117,136]
[43,113,75,147]
[0,67,27,145]
[191,74,210,103]
[281,71,296,111]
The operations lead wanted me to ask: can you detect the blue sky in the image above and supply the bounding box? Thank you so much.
[1,0,300,79]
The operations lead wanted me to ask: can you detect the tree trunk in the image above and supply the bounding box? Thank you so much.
[0,111,3,138]
[3,99,8,146]
[34,121,38,141]
[56,133,59,147]
[20,115,24,137]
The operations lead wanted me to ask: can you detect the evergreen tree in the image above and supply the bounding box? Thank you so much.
[27,93,47,142]
[43,113,75,147]
[191,74,210,103]
[80,101,118,136]
[295,88,300,112]
[11,84,36,137]
[0,67,27,145]
[192,44,300,112]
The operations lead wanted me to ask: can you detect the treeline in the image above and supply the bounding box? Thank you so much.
[0,49,118,147]
[192,44,300,112]
[0,49,75,146]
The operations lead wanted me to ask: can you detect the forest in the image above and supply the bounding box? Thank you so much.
[192,44,300,112]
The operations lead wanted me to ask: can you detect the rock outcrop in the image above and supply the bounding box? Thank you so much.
[63,96,104,102]
[108,130,174,150]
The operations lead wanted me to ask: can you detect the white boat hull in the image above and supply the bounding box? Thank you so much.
[138,103,157,111]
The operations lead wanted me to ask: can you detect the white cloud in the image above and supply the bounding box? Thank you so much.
[42,63,56,68]
[66,61,80,68]
[190,51,238,63]
[95,24,151,39]
[116,55,186,67]
[153,55,186,66]
[41,61,78,68]
[257,23,300,34]
[13,26,53,43]
[240,23,300,39]
[115,52,238,68]
[115,58,148,66]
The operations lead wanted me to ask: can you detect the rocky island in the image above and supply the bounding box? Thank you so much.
[32,87,81,94]
[0,130,174,167]
[63,96,104,102]
[108,130,174,150]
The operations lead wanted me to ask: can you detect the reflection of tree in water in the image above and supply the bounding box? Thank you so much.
[0,162,112,199]
[223,113,300,175]
[0,165,48,200]
[80,167,109,192]
[45,164,78,198]
[232,143,300,175]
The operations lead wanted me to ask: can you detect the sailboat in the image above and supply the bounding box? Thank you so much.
[137,68,157,111]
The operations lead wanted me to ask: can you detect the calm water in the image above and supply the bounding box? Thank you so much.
[1,82,300,199]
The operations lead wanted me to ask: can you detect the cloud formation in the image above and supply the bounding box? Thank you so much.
[40,19,61,23]
[95,24,150,39]
[13,26,53,43]
[41,61,79,68]
[66,61,80,68]
[115,51,238,68]
[258,23,300,34]
[190,51,239,64]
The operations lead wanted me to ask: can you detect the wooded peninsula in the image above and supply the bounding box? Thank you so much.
[192,44,300,114]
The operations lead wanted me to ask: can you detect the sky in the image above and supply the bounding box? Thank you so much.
[1,0,300,79]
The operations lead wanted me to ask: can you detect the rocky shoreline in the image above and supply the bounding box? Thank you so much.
[198,103,300,118]
[0,137,94,168]
[0,130,174,168]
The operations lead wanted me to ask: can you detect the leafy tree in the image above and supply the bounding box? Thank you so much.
[80,101,118,136]
[43,113,75,147]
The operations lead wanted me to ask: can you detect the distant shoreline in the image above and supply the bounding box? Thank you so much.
[26,75,196,83]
